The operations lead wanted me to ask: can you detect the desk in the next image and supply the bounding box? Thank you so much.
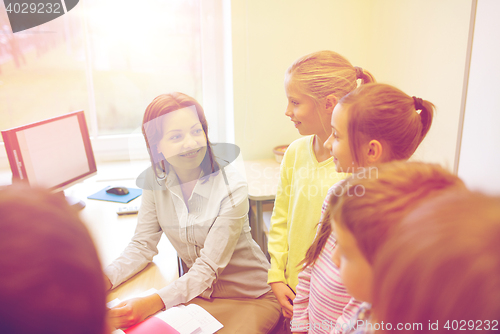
[243,159,280,256]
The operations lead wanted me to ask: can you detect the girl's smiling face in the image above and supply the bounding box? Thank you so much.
[331,218,374,303]
[284,76,324,136]
[156,106,207,173]
[324,103,357,173]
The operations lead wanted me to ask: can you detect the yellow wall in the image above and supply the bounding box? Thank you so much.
[232,0,472,169]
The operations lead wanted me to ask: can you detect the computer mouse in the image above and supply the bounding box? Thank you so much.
[106,186,129,196]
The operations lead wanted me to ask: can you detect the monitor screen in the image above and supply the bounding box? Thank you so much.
[1,110,97,191]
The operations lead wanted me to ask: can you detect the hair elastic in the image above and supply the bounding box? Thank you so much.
[412,96,424,111]
[354,66,364,79]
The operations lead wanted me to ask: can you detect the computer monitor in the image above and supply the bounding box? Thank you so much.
[1,110,97,209]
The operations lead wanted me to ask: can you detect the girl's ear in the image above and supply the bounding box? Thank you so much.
[366,140,384,164]
[324,94,338,114]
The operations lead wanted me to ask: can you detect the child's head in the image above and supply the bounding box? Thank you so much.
[285,50,374,138]
[373,191,500,329]
[0,186,107,334]
[325,83,434,173]
[142,92,218,181]
[329,161,465,303]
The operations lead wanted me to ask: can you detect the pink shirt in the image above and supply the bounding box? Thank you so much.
[291,183,362,333]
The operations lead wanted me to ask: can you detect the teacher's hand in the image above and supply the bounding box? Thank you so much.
[104,275,113,291]
[108,293,165,329]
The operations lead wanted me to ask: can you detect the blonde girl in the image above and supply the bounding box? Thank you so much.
[267,50,374,329]
[328,162,466,334]
[292,83,434,333]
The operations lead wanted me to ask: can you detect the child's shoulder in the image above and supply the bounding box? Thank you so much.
[327,179,348,196]
[287,135,313,150]
[282,136,314,160]
[343,302,373,334]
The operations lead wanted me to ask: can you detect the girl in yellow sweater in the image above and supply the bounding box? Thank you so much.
[267,51,374,330]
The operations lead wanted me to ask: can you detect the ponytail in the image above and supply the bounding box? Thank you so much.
[418,99,434,142]
[300,184,343,269]
[300,210,332,269]
[302,85,436,269]
[354,66,375,85]
[339,84,435,165]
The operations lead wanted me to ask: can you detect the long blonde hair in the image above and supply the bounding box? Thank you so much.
[286,50,375,103]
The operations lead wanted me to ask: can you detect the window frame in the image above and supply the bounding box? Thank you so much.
[0,0,233,170]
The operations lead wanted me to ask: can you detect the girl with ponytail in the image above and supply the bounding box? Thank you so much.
[267,51,374,333]
[292,83,434,333]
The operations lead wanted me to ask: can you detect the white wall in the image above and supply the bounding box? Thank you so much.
[361,1,472,169]
[232,0,473,169]
[231,0,369,160]
[458,0,500,194]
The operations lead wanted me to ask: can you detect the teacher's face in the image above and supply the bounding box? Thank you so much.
[157,106,207,173]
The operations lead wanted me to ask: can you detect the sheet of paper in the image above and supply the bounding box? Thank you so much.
[156,306,201,334]
[156,304,222,334]
[107,288,222,334]
[183,304,223,334]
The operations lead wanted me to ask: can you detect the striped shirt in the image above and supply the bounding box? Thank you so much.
[292,182,363,333]
[341,303,373,334]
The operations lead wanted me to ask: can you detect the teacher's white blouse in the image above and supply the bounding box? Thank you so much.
[104,164,271,309]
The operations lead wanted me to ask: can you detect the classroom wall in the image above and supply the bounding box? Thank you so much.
[458,0,500,194]
[231,0,473,170]
[231,0,369,161]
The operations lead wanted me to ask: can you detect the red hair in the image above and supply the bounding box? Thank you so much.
[341,83,434,166]
[0,186,106,334]
[302,83,436,268]
[142,92,219,182]
[302,162,464,268]
[373,191,500,332]
[332,162,464,264]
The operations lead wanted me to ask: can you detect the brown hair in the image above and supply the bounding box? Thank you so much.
[142,92,219,182]
[373,191,500,332]
[341,83,434,166]
[286,50,375,104]
[302,83,436,268]
[302,162,465,268]
[0,186,106,334]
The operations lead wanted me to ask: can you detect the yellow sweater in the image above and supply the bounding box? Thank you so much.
[267,135,346,291]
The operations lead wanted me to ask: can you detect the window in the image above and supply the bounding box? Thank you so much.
[0,0,232,166]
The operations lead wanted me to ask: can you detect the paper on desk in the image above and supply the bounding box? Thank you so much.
[107,289,222,334]
[156,304,223,334]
